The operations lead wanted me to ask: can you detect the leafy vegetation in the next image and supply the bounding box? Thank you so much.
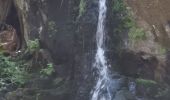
[128,26,146,40]
[112,0,126,12]
[40,63,54,77]
[27,39,40,52]
[48,21,58,38]
[0,54,29,88]
[78,0,86,18]
[112,0,146,41]
[136,78,157,87]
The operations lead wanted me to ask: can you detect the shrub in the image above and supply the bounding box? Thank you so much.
[78,0,86,18]
[47,21,58,38]
[112,0,146,41]
[112,0,126,12]
[0,54,29,88]
[27,39,40,52]
[128,26,146,40]
[40,63,54,77]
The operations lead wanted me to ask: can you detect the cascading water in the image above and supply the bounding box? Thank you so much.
[91,0,119,100]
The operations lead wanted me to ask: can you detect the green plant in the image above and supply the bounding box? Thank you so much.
[40,63,54,77]
[158,47,167,54]
[112,0,126,12]
[27,39,40,52]
[78,0,86,18]
[113,0,146,41]
[128,26,146,40]
[48,21,58,38]
[0,54,29,87]
[48,21,57,32]
[136,78,157,87]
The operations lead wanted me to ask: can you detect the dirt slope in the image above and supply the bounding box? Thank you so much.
[126,0,170,48]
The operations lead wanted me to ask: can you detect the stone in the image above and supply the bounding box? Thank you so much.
[114,89,136,100]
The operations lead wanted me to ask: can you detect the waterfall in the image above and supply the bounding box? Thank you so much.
[91,0,113,100]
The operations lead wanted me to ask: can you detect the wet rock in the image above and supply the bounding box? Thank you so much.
[5,80,70,100]
[114,89,136,100]
[118,50,167,82]
[5,88,37,100]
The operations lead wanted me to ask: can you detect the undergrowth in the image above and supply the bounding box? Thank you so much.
[78,0,86,18]
[0,53,29,88]
[40,63,54,77]
[113,0,146,41]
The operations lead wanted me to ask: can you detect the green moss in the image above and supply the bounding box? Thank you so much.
[136,78,157,87]
[78,0,86,18]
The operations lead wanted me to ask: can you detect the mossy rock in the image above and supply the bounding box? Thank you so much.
[136,78,157,87]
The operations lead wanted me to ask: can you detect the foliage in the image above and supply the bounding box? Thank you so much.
[136,78,157,87]
[40,63,54,77]
[78,0,86,18]
[128,26,146,40]
[158,47,167,54]
[48,21,58,32]
[48,21,58,38]
[112,0,146,41]
[156,87,170,98]
[109,0,129,51]
[27,39,40,52]
[112,0,126,12]
[0,54,29,87]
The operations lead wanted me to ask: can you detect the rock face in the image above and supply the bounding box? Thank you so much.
[118,0,170,99]
[124,0,170,83]
[126,0,170,49]
[1,0,170,100]
[0,0,100,100]
[0,0,11,21]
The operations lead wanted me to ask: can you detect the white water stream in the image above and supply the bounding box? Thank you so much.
[91,0,114,100]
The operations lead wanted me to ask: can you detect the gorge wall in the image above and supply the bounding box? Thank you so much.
[0,0,170,100]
